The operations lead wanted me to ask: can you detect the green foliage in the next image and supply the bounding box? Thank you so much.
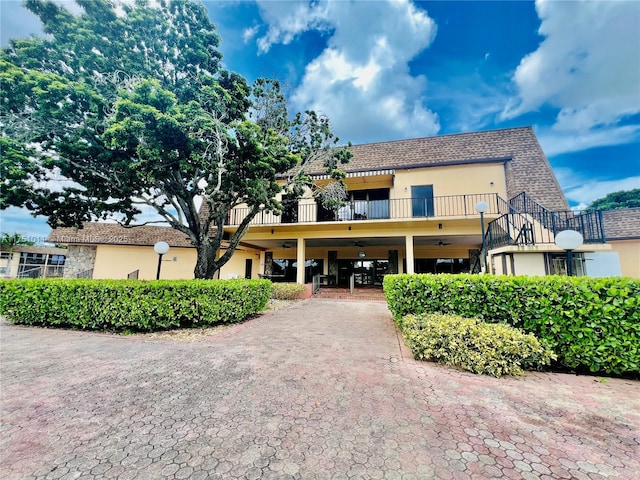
[401,313,555,377]
[585,188,640,212]
[271,282,305,300]
[384,274,640,376]
[0,279,270,332]
[1,0,349,279]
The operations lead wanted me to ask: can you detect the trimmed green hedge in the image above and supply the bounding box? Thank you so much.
[271,282,305,300]
[0,278,271,332]
[402,313,556,377]
[384,274,640,376]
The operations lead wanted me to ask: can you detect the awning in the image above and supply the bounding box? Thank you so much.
[309,169,395,180]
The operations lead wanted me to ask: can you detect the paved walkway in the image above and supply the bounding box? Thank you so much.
[1,300,638,480]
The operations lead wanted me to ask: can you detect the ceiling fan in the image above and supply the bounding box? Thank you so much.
[352,241,365,248]
[281,242,291,249]
[434,240,451,247]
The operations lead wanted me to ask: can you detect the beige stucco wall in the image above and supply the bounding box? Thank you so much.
[92,245,197,280]
[218,248,262,279]
[510,253,547,276]
[488,251,547,276]
[0,252,20,278]
[90,244,267,280]
[608,240,640,278]
[231,163,508,224]
[392,163,507,200]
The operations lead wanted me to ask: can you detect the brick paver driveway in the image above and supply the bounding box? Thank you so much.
[1,299,639,479]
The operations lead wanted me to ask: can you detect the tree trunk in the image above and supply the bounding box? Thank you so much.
[193,238,219,279]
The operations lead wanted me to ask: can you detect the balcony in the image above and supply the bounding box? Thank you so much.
[226,193,503,226]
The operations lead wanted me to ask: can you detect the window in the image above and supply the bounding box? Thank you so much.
[336,188,390,221]
[270,258,324,283]
[49,255,66,266]
[281,194,299,224]
[415,258,470,274]
[546,253,585,276]
[20,252,46,265]
[412,185,434,217]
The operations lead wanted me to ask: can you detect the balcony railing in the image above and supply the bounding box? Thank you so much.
[485,207,606,250]
[227,193,503,226]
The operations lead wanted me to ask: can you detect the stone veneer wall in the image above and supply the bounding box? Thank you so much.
[63,245,97,278]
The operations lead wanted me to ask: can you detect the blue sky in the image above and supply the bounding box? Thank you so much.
[1,0,639,243]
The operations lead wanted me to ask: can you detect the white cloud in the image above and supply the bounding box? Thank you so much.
[243,25,260,43]
[502,0,640,149]
[255,1,333,53]
[537,125,640,157]
[253,0,440,143]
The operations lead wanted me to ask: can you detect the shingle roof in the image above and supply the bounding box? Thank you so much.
[0,245,67,255]
[47,223,194,248]
[602,208,640,240]
[304,126,568,211]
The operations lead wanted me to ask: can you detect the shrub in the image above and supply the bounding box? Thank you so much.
[271,282,305,300]
[401,313,556,377]
[0,278,271,332]
[384,274,640,376]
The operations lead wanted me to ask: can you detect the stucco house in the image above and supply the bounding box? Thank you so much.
[600,208,640,278]
[0,245,67,279]
[48,126,628,282]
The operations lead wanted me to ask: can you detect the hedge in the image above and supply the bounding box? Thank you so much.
[0,278,271,332]
[402,313,556,377]
[384,274,640,376]
[271,282,306,300]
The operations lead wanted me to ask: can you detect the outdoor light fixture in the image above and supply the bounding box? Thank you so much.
[153,241,170,280]
[475,201,489,272]
[554,230,583,276]
[359,251,366,258]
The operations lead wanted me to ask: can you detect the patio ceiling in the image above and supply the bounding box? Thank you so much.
[235,235,481,251]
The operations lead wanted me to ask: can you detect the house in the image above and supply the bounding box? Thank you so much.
[48,126,622,281]
[0,245,67,279]
[600,208,640,278]
[47,223,197,280]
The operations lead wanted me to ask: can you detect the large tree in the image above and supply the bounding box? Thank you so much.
[1,0,349,279]
[585,189,640,212]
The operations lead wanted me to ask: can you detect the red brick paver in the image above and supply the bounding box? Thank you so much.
[1,299,638,479]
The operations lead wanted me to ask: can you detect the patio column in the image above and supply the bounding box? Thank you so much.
[296,237,306,284]
[405,234,415,274]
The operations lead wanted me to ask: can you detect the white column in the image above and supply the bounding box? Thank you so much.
[405,234,415,274]
[296,237,306,284]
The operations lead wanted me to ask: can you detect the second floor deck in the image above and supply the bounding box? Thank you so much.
[226,193,504,227]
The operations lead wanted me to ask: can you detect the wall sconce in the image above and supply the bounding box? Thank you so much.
[271,229,274,234]
[438,223,443,230]
[359,251,366,258]
[348,226,352,231]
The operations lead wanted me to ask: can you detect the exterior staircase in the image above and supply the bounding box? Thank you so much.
[484,192,605,251]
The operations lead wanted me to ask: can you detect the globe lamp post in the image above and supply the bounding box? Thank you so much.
[475,201,489,272]
[554,230,583,276]
[154,241,170,280]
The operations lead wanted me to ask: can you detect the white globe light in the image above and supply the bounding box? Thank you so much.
[154,241,170,255]
[555,230,583,251]
[475,201,488,213]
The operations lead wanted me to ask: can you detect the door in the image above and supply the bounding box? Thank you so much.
[411,185,434,217]
[245,259,252,279]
